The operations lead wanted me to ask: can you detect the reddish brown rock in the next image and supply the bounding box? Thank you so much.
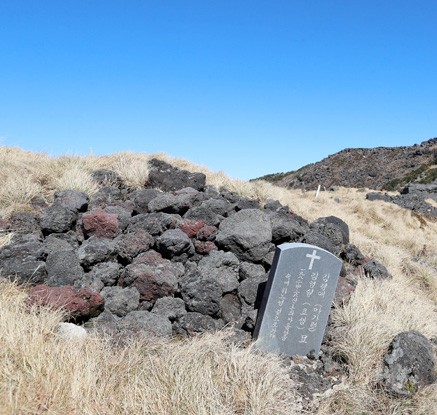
[194,240,217,255]
[121,250,184,303]
[179,219,205,238]
[133,250,166,266]
[82,209,119,239]
[28,284,104,321]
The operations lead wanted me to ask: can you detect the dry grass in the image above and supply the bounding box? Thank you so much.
[0,146,436,414]
[0,280,298,415]
[0,146,288,218]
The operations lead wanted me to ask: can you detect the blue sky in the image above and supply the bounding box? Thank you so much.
[1,1,436,180]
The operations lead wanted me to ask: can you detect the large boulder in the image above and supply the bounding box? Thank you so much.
[381,331,436,396]
[215,209,272,262]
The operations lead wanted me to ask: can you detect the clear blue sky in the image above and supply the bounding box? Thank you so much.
[1,1,436,180]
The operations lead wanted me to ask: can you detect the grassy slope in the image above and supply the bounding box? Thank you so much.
[0,146,436,414]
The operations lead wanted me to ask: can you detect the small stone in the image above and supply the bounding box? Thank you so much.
[363,260,391,279]
[57,322,88,343]
[174,312,218,336]
[194,240,217,255]
[46,249,84,286]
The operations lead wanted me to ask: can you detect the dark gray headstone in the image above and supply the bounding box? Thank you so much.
[253,243,342,356]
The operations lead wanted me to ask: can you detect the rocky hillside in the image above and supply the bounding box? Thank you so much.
[1,155,436,414]
[255,138,437,191]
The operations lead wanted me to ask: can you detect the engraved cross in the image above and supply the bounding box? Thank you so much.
[306,250,321,270]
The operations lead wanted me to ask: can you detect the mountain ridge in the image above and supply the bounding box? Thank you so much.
[254,138,437,191]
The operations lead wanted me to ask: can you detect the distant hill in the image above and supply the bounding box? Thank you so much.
[254,138,437,191]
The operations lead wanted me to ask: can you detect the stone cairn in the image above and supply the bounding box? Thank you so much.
[0,158,434,403]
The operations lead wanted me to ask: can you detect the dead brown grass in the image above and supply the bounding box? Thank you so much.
[0,280,298,415]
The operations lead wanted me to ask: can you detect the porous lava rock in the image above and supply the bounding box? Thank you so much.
[121,250,183,303]
[148,158,206,192]
[54,190,89,212]
[82,209,120,239]
[216,209,272,262]
[40,204,77,234]
[28,284,104,321]
[381,331,436,396]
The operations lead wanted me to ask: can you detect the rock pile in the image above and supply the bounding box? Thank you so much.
[367,183,437,216]
[0,159,364,338]
[0,158,435,400]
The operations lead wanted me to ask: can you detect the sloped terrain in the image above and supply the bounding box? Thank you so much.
[255,138,437,191]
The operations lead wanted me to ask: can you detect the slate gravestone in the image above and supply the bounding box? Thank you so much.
[253,243,342,356]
